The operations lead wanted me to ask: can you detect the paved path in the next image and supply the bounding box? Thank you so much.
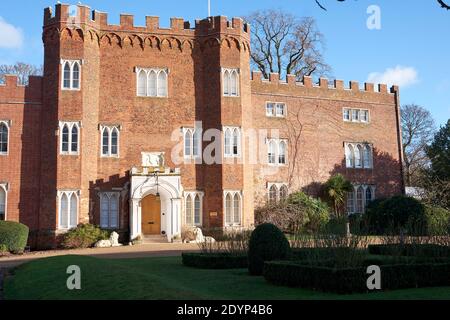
[0,243,200,269]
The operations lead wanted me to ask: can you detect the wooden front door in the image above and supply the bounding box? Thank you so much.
[141,195,161,235]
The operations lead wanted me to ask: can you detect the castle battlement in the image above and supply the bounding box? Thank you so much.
[250,71,399,95]
[44,3,249,38]
[0,75,43,102]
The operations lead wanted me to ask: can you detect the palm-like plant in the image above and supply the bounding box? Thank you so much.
[324,174,353,219]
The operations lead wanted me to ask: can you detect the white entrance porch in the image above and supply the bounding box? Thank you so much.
[129,153,182,242]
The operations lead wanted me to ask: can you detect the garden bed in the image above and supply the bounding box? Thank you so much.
[263,260,450,294]
[182,252,248,269]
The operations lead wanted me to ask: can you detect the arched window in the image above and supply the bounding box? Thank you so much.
[224,128,232,156]
[225,193,232,225]
[194,194,201,225]
[346,144,354,168]
[137,70,147,96]
[71,125,78,153]
[365,187,373,208]
[0,186,6,220]
[355,144,363,168]
[111,128,118,156]
[102,128,110,156]
[62,125,69,152]
[223,70,230,96]
[280,185,288,201]
[185,194,193,225]
[193,130,201,157]
[346,190,355,214]
[279,141,286,164]
[233,193,241,225]
[59,191,79,229]
[269,185,278,203]
[364,145,372,168]
[70,193,78,228]
[148,70,157,97]
[100,194,109,228]
[157,70,167,97]
[109,194,119,228]
[232,128,239,156]
[100,193,119,228]
[0,122,8,154]
[72,62,80,89]
[60,193,69,229]
[356,186,364,213]
[268,140,276,164]
[230,70,238,96]
[63,62,71,89]
[184,130,192,157]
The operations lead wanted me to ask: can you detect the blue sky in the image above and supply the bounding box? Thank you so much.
[0,0,449,125]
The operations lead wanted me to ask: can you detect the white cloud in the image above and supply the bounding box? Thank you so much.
[367,66,419,88]
[0,17,23,49]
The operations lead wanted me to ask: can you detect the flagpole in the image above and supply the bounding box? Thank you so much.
[208,0,211,17]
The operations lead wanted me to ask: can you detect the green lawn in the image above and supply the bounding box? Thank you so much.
[4,255,450,300]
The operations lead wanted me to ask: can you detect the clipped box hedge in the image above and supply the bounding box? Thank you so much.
[182,252,248,269]
[0,221,29,253]
[263,260,450,294]
[368,244,450,258]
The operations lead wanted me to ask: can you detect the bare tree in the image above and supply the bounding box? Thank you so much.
[315,0,450,11]
[401,104,436,186]
[0,62,43,85]
[246,10,331,80]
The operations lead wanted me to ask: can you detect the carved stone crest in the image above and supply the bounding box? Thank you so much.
[142,152,165,167]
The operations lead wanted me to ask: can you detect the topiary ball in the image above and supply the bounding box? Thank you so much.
[248,223,291,276]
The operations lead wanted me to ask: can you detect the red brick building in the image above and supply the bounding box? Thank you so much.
[0,4,404,248]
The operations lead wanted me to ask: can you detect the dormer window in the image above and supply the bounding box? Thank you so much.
[61,60,81,90]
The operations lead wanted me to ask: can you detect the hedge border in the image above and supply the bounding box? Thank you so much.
[368,244,450,258]
[263,260,450,294]
[182,253,248,269]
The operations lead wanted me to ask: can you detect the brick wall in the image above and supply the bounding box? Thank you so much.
[0,3,404,248]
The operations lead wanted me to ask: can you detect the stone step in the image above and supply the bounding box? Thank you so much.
[142,235,168,244]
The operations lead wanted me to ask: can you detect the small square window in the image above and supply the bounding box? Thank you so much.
[352,109,360,122]
[276,104,285,117]
[361,110,369,122]
[343,109,350,121]
[266,103,275,116]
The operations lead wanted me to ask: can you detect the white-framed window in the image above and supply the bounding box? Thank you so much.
[183,127,202,159]
[343,109,350,121]
[184,191,204,226]
[267,138,288,166]
[266,102,286,118]
[100,192,119,229]
[267,183,289,203]
[61,59,81,90]
[345,142,373,169]
[0,183,8,221]
[58,190,79,229]
[266,102,275,117]
[346,185,375,214]
[136,67,168,97]
[360,110,369,123]
[276,103,286,117]
[100,125,120,158]
[222,68,239,97]
[224,126,241,158]
[343,108,370,124]
[0,120,10,155]
[59,121,80,155]
[224,190,242,227]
